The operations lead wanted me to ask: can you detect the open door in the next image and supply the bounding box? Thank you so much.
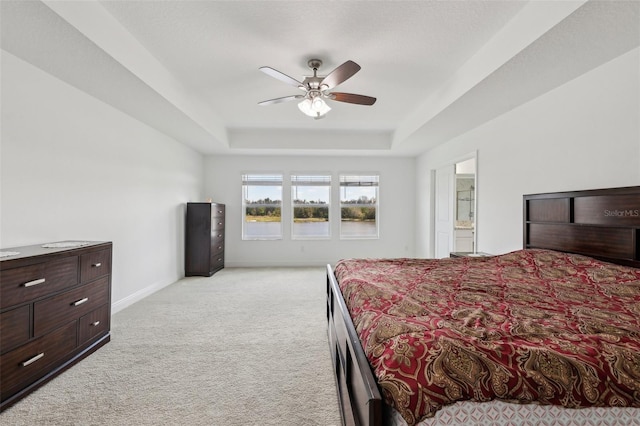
[433,154,478,258]
[454,158,476,252]
[434,165,455,258]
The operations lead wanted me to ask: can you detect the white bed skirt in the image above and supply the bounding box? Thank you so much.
[386,399,640,426]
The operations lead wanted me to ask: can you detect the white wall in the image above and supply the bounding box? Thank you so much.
[5,42,636,308]
[1,51,204,313]
[204,155,416,266]
[416,47,640,258]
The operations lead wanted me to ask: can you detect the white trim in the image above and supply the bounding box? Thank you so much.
[291,173,332,240]
[242,172,284,240]
[226,260,333,268]
[111,277,178,314]
[338,172,380,239]
[430,151,478,257]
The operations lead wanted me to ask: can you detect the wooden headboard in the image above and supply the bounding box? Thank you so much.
[524,186,640,268]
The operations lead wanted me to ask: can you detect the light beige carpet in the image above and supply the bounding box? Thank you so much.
[0,267,342,426]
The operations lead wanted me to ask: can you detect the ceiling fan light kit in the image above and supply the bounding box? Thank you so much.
[259,58,376,119]
[298,97,331,119]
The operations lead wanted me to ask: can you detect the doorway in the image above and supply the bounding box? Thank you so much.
[453,158,476,252]
[433,154,477,258]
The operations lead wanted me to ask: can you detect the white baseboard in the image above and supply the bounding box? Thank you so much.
[225,259,333,268]
[111,276,179,314]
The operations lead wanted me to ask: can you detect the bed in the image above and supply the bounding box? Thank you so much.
[326,186,640,426]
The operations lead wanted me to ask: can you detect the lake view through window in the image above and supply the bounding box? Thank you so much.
[242,174,282,240]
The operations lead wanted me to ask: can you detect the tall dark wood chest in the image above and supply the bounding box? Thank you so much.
[0,241,112,411]
[185,202,225,276]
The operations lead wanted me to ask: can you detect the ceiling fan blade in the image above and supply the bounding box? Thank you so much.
[259,66,305,89]
[258,95,304,106]
[329,92,376,106]
[320,60,361,89]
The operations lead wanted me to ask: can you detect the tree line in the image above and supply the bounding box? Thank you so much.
[246,195,376,206]
[245,206,375,221]
[245,196,376,221]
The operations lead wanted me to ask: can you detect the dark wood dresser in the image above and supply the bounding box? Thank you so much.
[185,202,225,276]
[0,241,112,411]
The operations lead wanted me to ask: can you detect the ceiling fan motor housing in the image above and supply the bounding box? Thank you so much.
[304,59,325,90]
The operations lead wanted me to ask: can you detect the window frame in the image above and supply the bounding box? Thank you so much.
[339,174,380,240]
[241,173,284,241]
[290,174,332,240]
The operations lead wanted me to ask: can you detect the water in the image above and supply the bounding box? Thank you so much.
[243,222,282,238]
[243,221,377,238]
[293,222,330,237]
[339,221,377,237]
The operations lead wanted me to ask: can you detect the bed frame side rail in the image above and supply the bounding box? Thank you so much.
[326,264,382,426]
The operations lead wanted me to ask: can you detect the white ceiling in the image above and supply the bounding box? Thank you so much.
[1,1,638,157]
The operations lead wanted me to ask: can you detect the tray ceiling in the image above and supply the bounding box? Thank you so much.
[1,1,638,156]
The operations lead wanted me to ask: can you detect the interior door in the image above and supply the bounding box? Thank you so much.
[435,165,455,258]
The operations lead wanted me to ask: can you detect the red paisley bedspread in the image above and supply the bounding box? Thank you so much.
[334,249,640,426]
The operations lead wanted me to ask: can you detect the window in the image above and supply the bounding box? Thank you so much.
[242,174,282,240]
[340,175,379,239]
[291,175,331,239]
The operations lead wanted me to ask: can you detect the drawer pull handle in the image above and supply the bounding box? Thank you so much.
[92,263,102,267]
[217,210,223,214]
[22,353,45,367]
[91,321,101,327]
[23,278,46,287]
[217,258,223,262]
[73,297,89,306]
[218,222,223,226]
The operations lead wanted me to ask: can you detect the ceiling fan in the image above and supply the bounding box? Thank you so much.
[258,59,376,119]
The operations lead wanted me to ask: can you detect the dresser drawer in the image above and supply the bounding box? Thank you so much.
[211,205,225,219]
[0,306,30,354]
[211,236,224,257]
[211,216,225,231]
[210,255,224,273]
[211,228,224,241]
[0,257,79,309]
[80,249,111,283]
[34,276,110,338]
[78,304,110,346]
[0,321,76,401]
[211,251,224,266]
